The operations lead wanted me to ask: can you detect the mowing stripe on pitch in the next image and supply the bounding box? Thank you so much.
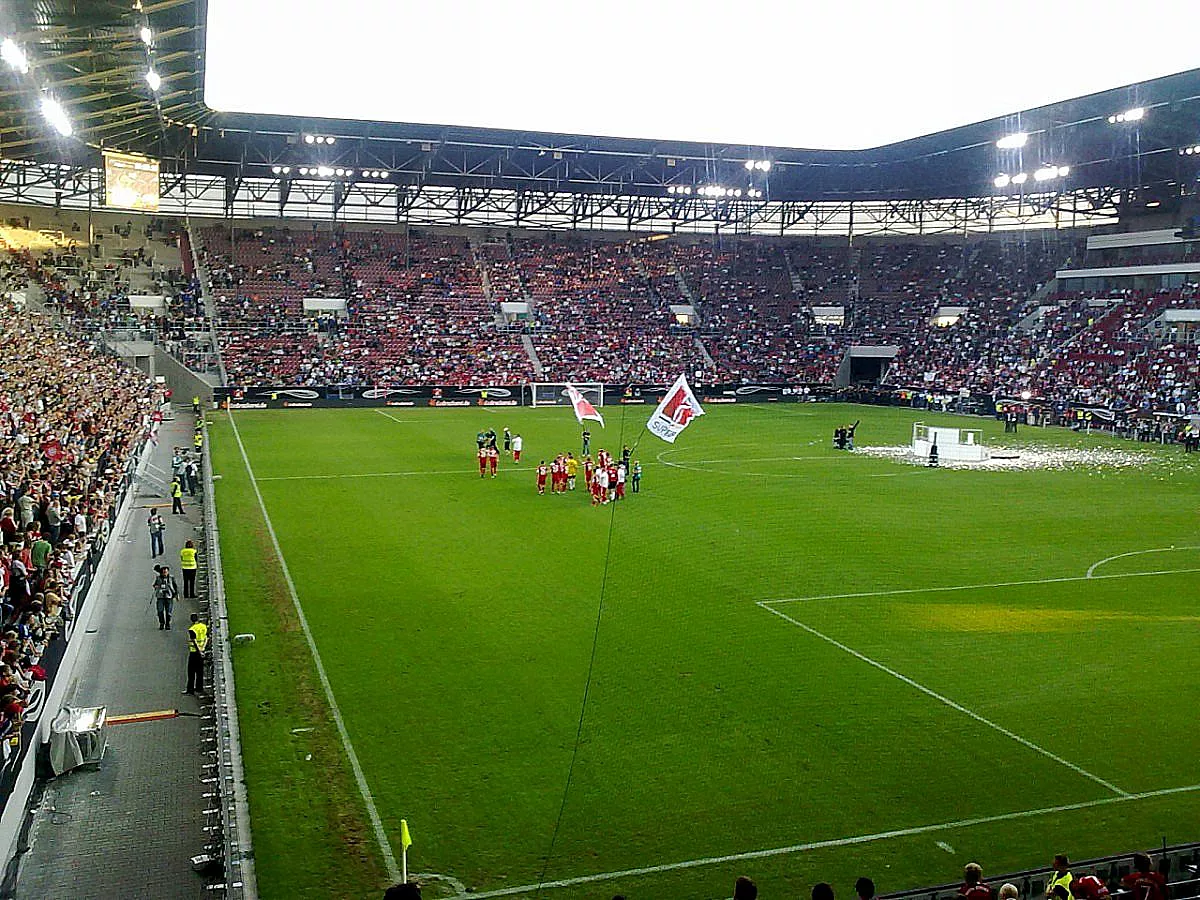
[757,601,1128,797]
[228,410,402,882]
[762,566,1200,607]
[457,783,1200,899]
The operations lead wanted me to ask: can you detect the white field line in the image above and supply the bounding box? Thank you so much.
[457,783,1200,899]
[757,601,1129,797]
[227,410,402,882]
[374,409,422,423]
[763,566,1200,607]
[1086,546,1200,579]
[258,468,525,481]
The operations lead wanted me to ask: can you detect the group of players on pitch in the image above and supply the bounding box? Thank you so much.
[474,426,642,504]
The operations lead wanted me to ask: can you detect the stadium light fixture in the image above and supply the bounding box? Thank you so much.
[1108,107,1144,124]
[1033,166,1056,182]
[993,174,1011,189]
[744,160,754,171]
[304,134,315,144]
[1180,145,1200,156]
[139,26,153,45]
[1,38,29,75]
[40,95,72,137]
[1056,165,1070,178]
[145,69,161,92]
[996,132,1028,150]
[316,166,334,177]
[1011,172,1028,185]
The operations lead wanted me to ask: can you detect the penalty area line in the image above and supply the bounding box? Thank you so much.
[227,410,402,882]
[458,783,1200,899]
[763,566,1200,606]
[757,601,1128,797]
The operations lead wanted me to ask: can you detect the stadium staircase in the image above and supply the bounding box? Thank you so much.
[693,336,716,370]
[674,268,700,307]
[185,223,229,385]
[521,334,544,378]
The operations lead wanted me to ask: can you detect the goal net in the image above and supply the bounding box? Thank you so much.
[528,383,604,408]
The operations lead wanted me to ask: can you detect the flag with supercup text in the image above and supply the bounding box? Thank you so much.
[646,373,705,443]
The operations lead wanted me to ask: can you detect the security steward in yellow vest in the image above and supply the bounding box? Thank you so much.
[180,541,198,599]
[1045,855,1073,900]
[185,613,208,695]
[170,477,184,515]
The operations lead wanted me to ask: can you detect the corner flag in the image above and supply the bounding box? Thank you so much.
[646,373,705,443]
[565,383,605,428]
[400,819,412,850]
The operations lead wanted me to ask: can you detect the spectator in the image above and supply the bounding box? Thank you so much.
[1000,884,1022,900]
[1121,853,1168,900]
[960,863,996,900]
[814,882,836,900]
[735,875,758,900]
[382,884,421,900]
[857,877,878,900]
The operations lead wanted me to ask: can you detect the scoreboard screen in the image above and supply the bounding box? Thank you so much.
[104,151,160,212]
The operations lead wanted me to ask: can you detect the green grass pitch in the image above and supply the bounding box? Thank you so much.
[208,403,1200,900]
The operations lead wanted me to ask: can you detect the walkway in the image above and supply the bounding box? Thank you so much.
[13,412,213,900]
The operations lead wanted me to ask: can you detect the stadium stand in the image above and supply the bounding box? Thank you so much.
[0,298,159,745]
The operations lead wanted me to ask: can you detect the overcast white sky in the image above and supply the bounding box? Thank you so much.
[204,0,1197,150]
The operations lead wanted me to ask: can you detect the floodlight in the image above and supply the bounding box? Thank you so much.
[681,186,690,194]
[667,185,676,194]
[744,160,755,170]
[271,165,282,174]
[993,174,1011,189]
[299,167,309,175]
[1011,172,1028,185]
[281,166,290,174]
[139,26,153,45]
[316,166,333,177]
[1124,107,1144,121]
[380,171,389,178]
[996,132,1028,150]
[304,134,315,144]
[1033,166,1058,182]
[1,38,29,75]
[40,96,72,137]
[758,160,771,172]
[734,189,742,197]
[1146,200,1161,208]
[326,136,335,145]
[1056,165,1070,177]
[145,69,161,91]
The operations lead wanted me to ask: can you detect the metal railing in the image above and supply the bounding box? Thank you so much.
[199,411,257,899]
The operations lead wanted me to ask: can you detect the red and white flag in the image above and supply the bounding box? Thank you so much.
[40,439,64,461]
[646,373,705,443]
[565,383,605,428]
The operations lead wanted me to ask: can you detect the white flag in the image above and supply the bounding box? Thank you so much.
[646,373,705,443]
[565,383,605,428]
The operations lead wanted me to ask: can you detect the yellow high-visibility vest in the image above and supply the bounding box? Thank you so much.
[180,547,197,570]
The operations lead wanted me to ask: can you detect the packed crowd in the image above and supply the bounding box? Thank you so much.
[0,300,159,747]
[23,218,1173,419]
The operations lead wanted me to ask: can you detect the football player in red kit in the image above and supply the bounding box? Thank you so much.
[478,446,488,478]
[536,461,549,494]
[488,446,499,477]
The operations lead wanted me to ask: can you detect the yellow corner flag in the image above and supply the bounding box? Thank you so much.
[400,819,413,850]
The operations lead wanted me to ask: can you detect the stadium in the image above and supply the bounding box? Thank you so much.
[0,1,1198,899]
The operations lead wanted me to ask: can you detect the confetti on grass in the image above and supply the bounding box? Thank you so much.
[856,445,1157,471]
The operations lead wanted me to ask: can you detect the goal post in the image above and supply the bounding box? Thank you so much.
[528,383,604,408]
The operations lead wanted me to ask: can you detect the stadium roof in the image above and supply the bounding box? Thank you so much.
[1,0,1198,205]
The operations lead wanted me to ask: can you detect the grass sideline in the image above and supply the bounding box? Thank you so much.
[210,403,1200,899]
